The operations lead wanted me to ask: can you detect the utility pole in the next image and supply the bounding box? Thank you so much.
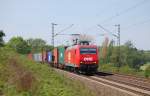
[52,24,73,47]
[51,23,57,47]
[97,24,121,70]
[115,24,121,69]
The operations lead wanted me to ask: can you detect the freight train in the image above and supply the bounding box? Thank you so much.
[28,44,99,74]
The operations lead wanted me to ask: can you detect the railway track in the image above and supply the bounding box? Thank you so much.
[89,76,150,96]
[54,68,150,96]
[106,72,150,83]
[95,72,150,91]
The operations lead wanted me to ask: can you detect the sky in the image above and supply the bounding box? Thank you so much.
[0,0,150,50]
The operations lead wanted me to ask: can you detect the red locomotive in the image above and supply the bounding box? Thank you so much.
[65,44,99,73]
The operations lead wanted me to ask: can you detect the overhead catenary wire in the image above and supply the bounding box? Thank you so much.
[54,24,74,37]
[97,16,150,35]
[83,0,149,36]
[101,0,149,24]
[97,17,150,36]
[97,24,118,38]
[122,18,150,31]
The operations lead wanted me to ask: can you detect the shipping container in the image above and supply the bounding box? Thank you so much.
[53,48,58,67]
[33,53,42,62]
[58,46,65,64]
[47,51,52,62]
[42,51,47,62]
[28,53,33,60]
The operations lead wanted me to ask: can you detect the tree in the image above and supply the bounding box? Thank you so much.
[7,37,31,54]
[107,40,114,63]
[144,51,150,63]
[102,39,149,71]
[44,45,54,51]
[110,46,120,67]
[0,30,5,47]
[27,38,46,48]
[124,41,145,69]
[26,38,53,53]
[124,40,134,48]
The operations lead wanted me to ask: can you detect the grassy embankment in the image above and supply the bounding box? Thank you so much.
[0,47,96,96]
[99,63,150,78]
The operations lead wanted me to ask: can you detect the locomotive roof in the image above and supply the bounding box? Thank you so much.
[66,45,97,50]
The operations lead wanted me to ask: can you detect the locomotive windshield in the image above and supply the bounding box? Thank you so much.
[80,48,96,54]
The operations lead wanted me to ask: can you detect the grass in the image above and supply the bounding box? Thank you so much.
[0,47,96,96]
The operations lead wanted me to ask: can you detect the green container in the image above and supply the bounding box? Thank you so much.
[58,46,65,64]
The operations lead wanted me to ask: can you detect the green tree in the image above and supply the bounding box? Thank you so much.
[0,30,5,47]
[144,51,150,63]
[124,41,145,69]
[120,46,128,66]
[124,40,134,48]
[44,45,54,51]
[7,37,31,54]
[110,47,119,66]
[107,40,114,63]
[26,38,53,53]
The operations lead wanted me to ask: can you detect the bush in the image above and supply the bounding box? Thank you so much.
[99,63,118,72]
[119,66,136,75]
[145,64,150,78]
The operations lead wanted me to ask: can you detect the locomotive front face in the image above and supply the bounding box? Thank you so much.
[79,47,99,72]
[80,48,98,64]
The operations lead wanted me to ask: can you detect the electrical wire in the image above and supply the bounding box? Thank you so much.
[101,0,149,24]
[83,0,149,35]
[54,24,74,36]
[97,24,118,37]
[122,18,150,30]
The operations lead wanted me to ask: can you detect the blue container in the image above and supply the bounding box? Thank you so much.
[47,52,52,62]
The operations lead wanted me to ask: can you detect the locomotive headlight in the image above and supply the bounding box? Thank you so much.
[80,61,83,64]
[93,62,96,64]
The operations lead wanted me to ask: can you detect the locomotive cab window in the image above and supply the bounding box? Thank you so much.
[80,48,96,54]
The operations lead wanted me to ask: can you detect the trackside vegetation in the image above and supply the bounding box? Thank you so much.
[0,47,96,96]
[99,40,150,78]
